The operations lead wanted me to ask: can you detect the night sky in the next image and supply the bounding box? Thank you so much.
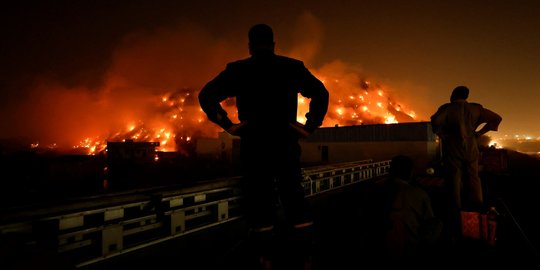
[1,0,539,147]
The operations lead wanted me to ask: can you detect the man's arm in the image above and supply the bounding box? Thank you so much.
[198,70,234,131]
[476,108,502,137]
[298,65,329,133]
[430,104,448,135]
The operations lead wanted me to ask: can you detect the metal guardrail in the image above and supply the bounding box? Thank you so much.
[0,160,390,267]
[302,159,390,197]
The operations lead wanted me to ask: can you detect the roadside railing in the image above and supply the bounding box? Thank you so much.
[0,159,390,267]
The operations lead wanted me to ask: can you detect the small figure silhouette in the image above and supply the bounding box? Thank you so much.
[364,155,442,263]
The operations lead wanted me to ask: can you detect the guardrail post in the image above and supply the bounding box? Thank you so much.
[217,201,229,221]
[102,224,123,256]
[170,210,186,235]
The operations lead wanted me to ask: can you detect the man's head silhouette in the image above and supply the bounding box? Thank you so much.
[389,155,414,182]
[248,24,275,55]
[450,85,469,102]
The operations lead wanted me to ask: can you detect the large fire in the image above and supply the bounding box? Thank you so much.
[9,23,419,155]
[70,69,417,155]
[72,88,207,155]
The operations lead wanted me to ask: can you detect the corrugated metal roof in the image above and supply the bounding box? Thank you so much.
[306,122,436,142]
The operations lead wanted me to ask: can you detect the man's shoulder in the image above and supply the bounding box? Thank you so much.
[464,102,484,114]
[226,57,251,68]
[467,102,483,108]
[439,102,452,108]
[227,55,303,64]
[274,55,304,65]
[432,102,452,114]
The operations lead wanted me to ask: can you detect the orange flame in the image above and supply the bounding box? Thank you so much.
[74,73,417,155]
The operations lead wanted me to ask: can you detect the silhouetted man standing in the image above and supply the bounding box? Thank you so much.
[430,85,502,242]
[198,24,329,269]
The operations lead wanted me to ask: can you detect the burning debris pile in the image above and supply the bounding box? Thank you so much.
[311,62,416,126]
[71,68,417,156]
[20,69,419,156]
[72,87,217,155]
[2,24,419,156]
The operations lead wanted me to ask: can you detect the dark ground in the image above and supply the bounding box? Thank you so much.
[2,148,540,269]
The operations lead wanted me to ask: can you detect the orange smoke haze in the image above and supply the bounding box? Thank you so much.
[1,22,421,154]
